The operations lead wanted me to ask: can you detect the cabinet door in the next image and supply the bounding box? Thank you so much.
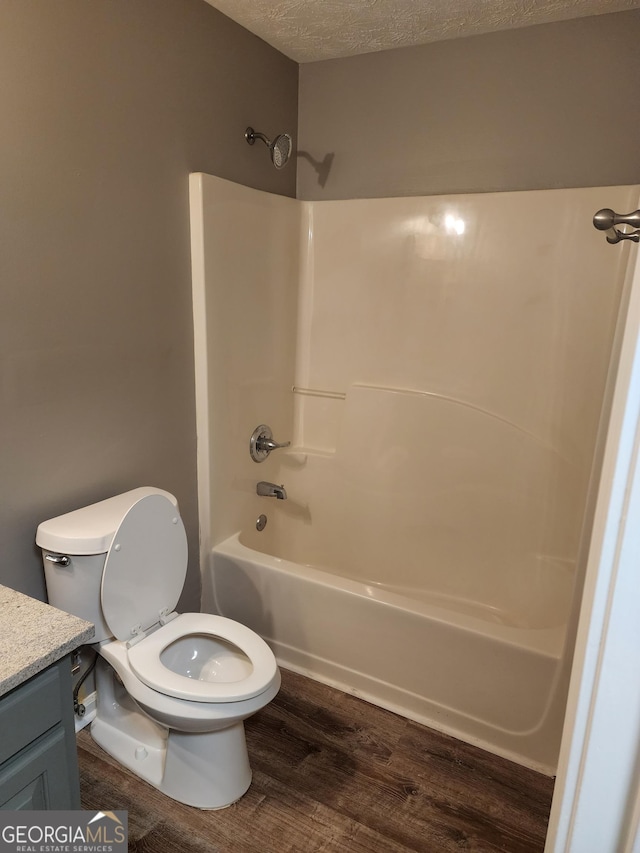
[0,727,76,810]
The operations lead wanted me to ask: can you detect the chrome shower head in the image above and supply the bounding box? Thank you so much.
[245,126,292,169]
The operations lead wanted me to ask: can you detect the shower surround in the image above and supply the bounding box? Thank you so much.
[190,174,637,772]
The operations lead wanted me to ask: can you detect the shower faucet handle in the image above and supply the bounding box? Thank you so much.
[250,424,291,462]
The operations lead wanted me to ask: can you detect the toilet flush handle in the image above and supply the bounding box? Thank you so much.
[44,553,71,567]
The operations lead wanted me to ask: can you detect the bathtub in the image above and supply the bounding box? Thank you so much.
[205,525,569,775]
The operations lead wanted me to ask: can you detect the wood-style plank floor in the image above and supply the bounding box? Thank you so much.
[77,668,554,852]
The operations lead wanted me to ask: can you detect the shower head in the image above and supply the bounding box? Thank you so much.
[245,126,292,169]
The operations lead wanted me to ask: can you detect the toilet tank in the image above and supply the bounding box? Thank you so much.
[36,486,178,642]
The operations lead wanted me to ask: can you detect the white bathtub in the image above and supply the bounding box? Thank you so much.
[205,530,568,775]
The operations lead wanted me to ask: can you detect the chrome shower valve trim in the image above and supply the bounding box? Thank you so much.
[250,424,290,462]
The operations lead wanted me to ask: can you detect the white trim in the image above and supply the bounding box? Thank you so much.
[546,237,640,851]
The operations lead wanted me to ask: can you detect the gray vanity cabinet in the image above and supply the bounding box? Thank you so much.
[0,656,81,809]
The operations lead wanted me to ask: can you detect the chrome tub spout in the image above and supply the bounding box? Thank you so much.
[257,481,287,500]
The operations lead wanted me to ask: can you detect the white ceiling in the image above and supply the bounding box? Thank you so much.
[204,0,640,62]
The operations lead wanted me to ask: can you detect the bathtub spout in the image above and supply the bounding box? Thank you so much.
[257,481,287,500]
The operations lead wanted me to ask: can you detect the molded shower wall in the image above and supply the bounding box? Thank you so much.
[190,174,301,561]
[285,188,634,622]
[191,174,634,629]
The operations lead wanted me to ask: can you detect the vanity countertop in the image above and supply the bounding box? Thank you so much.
[0,584,94,697]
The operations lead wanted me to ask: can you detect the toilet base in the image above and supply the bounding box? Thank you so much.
[91,715,252,809]
[91,662,252,809]
[161,725,252,809]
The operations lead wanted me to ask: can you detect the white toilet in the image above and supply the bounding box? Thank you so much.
[36,487,280,809]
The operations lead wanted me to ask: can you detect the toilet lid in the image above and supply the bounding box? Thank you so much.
[101,494,188,642]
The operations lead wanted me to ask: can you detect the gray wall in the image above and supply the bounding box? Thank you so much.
[0,0,297,605]
[297,10,640,199]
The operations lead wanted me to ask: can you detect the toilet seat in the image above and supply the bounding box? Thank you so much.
[127,612,278,703]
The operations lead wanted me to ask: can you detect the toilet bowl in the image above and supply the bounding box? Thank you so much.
[36,487,281,809]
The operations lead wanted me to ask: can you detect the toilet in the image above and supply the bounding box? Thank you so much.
[36,487,280,809]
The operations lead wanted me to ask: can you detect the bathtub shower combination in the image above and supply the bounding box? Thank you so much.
[190,174,639,774]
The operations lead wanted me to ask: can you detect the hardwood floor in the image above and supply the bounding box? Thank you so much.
[77,668,554,852]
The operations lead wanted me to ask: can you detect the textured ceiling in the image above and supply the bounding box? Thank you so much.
[204,0,640,62]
